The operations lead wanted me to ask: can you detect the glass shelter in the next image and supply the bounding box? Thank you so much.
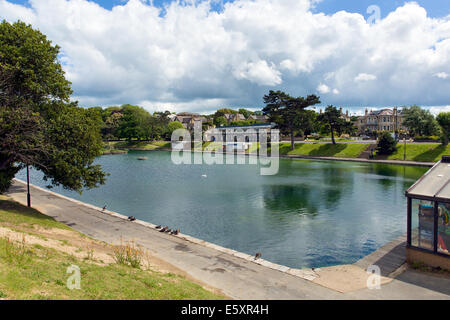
[405,156,450,268]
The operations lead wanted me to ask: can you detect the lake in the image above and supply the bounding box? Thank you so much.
[17,151,428,268]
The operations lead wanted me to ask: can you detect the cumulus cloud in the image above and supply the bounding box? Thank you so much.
[317,83,330,94]
[354,73,377,82]
[434,72,449,79]
[1,0,450,113]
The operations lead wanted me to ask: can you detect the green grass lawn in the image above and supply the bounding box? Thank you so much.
[0,196,224,300]
[277,143,369,158]
[386,144,450,162]
[103,141,171,153]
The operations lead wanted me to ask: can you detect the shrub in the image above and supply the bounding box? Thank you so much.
[376,132,398,155]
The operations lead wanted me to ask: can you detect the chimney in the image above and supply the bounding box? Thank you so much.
[339,107,343,114]
[346,110,349,117]
[365,108,368,116]
[393,106,397,115]
[320,109,323,114]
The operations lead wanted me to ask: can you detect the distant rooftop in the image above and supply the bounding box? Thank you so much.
[406,156,450,201]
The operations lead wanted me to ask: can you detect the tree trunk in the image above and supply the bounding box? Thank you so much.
[331,126,336,144]
[290,129,295,150]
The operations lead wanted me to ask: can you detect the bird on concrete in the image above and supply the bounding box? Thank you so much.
[255,252,262,260]
[159,226,168,232]
[165,229,172,233]
[102,205,107,211]
[127,216,136,221]
[155,225,162,229]
[171,229,180,235]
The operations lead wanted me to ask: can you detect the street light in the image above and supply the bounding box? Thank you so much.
[26,165,31,207]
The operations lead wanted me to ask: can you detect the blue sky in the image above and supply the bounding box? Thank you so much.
[1,0,450,114]
[9,0,450,17]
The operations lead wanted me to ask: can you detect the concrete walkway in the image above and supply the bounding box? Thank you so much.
[5,180,450,300]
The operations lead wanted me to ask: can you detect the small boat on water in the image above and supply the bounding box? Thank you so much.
[137,157,148,160]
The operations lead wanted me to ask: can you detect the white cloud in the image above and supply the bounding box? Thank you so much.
[317,83,330,94]
[354,73,377,82]
[434,72,449,79]
[0,0,450,113]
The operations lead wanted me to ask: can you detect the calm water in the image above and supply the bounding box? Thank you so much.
[17,151,427,268]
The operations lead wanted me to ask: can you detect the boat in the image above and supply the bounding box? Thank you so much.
[137,157,148,160]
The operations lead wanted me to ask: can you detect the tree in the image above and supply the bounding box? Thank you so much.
[263,90,320,150]
[238,108,253,119]
[317,105,344,144]
[0,21,106,193]
[436,112,450,145]
[167,121,185,139]
[376,132,398,155]
[402,105,439,137]
[116,104,150,141]
[214,116,227,127]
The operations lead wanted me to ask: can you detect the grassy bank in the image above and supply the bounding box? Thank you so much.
[102,141,171,154]
[281,143,369,158]
[386,144,450,163]
[0,196,224,300]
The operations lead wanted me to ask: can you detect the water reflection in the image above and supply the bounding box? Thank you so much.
[17,152,428,268]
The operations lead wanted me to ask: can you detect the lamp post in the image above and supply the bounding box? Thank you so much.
[26,165,31,207]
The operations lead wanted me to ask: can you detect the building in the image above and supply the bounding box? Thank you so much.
[204,123,276,152]
[356,107,406,134]
[248,114,269,122]
[173,112,206,131]
[405,156,450,270]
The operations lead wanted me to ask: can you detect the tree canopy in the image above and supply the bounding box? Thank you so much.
[0,21,106,193]
[436,112,450,145]
[317,105,345,144]
[262,90,320,150]
[402,105,439,137]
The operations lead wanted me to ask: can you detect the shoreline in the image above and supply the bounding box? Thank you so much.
[7,179,450,299]
[12,178,407,276]
[118,147,434,167]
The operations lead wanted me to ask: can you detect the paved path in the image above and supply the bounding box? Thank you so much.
[5,180,450,299]
[282,155,433,167]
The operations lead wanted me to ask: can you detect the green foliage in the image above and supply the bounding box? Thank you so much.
[214,116,227,127]
[0,21,106,193]
[376,132,398,155]
[263,90,320,150]
[238,108,253,118]
[436,112,450,145]
[317,105,345,144]
[402,105,439,137]
[167,121,185,138]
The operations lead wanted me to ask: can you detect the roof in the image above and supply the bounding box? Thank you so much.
[406,156,450,201]
[212,123,276,130]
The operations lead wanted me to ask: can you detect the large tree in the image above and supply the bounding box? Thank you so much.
[402,105,439,137]
[317,105,344,144]
[436,112,450,145]
[262,90,320,150]
[0,21,106,193]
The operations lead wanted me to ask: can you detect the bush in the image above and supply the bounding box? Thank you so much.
[0,163,19,194]
[376,132,398,155]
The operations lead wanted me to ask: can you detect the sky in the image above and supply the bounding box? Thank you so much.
[1,0,450,115]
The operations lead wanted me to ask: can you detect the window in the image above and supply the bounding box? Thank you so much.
[438,202,450,255]
[411,199,434,250]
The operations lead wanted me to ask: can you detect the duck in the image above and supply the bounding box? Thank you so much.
[155,225,162,229]
[165,229,172,233]
[128,216,136,221]
[159,226,168,232]
[254,252,262,260]
[171,229,180,235]
[102,205,107,211]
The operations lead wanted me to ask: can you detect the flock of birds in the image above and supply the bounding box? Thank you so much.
[155,225,180,235]
[101,204,262,259]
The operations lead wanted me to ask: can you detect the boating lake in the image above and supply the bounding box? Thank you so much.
[18,151,428,268]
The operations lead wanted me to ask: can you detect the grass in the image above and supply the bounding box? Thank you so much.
[0,195,71,230]
[275,142,369,158]
[386,144,450,162]
[103,141,171,154]
[0,197,224,300]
